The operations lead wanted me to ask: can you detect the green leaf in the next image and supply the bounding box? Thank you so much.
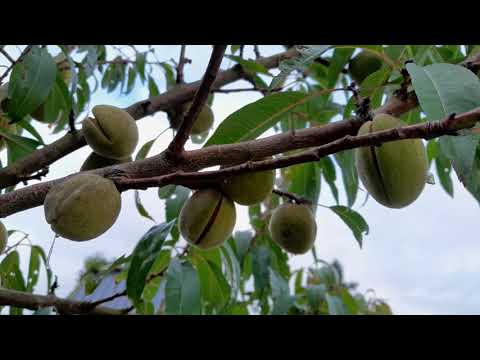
[325,293,347,315]
[306,284,327,311]
[269,45,331,90]
[6,46,57,122]
[225,55,272,76]
[126,67,137,94]
[231,231,253,268]
[165,186,191,242]
[148,76,160,98]
[3,132,41,165]
[252,245,271,296]
[126,220,175,304]
[327,48,354,88]
[16,119,44,144]
[39,71,72,124]
[160,63,176,90]
[26,245,43,293]
[158,184,176,199]
[134,190,155,222]
[269,269,294,315]
[339,287,359,315]
[330,206,369,248]
[193,255,231,311]
[0,251,26,292]
[230,45,241,54]
[135,137,158,161]
[359,67,392,98]
[335,150,358,207]
[165,258,201,315]
[287,162,321,213]
[136,53,146,83]
[205,91,309,146]
[435,148,454,197]
[406,62,480,190]
[320,156,339,204]
[220,242,241,302]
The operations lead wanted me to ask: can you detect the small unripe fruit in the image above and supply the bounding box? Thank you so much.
[82,105,139,160]
[171,101,214,135]
[355,114,428,209]
[0,221,7,254]
[188,102,214,135]
[44,173,121,241]
[221,169,275,206]
[348,51,383,84]
[179,188,236,250]
[80,152,132,171]
[269,203,317,255]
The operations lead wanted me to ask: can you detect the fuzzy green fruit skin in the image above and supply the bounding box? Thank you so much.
[269,203,317,255]
[348,51,383,84]
[44,174,121,241]
[179,188,236,250]
[80,152,132,171]
[0,221,7,254]
[190,102,214,135]
[82,105,139,160]
[221,170,275,205]
[355,114,428,209]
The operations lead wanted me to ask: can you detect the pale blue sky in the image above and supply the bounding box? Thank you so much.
[1,45,479,315]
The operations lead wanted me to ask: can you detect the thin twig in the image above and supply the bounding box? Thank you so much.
[167,45,227,157]
[0,48,15,64]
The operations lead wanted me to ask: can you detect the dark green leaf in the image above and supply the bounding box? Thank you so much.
[330,206,369,248]
[158,185,176,199]
[7,46,57,122]
[205,91,309,146]
[327,48,354,88]
[320,156,339,204]
[269,269,294,315]
[126,220,175,304]
[134,190,155,222]
[136,53,146,83]
[165,258,201,315]
[252,246,271,296]
[148,76,160,98]
[407,62,480,191]
[26,245,43,292]
[225,55,272,76]
[165,186,191,242]
[335,150,358,207]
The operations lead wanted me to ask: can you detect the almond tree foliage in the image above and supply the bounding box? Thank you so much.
[0,44,479,315]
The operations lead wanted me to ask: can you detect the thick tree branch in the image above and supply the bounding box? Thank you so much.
[0,47,299,189]
[2,107,479,219]
[0,287,124,315]
[167,45,227,156]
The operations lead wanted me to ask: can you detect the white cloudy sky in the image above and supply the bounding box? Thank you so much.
[1,45,479,315]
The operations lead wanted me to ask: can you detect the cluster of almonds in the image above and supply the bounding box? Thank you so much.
[43,105,139,242]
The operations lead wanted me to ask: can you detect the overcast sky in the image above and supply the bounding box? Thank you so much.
[1,45,479,315]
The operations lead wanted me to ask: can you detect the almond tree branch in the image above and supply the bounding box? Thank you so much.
[167,45,227,156]
[1,106,479,219]
[112,108,480,191]
[0,47,299,189]
[0,287,125,315]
